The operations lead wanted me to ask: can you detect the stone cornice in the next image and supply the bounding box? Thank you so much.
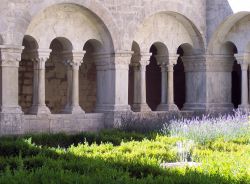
[155,54,179,65]
[110,50,134,65]
[182,54,235,72]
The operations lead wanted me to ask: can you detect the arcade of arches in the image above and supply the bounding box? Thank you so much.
[0,2,250,135]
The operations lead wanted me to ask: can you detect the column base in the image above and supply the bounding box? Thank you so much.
[0,106,23,114]
[61,105,85,114]
[238,104,250,112]
[131,103,151,112]
[29,105,51,115]
[183,103,234,112]
[95,104,131,113]
[156,103,179,112]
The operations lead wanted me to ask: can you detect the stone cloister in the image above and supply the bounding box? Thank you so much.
[0,0,250,135]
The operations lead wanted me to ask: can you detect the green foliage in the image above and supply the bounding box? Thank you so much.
[0,130,249,183]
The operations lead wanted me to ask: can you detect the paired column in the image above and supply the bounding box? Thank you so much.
[131,53,151,112]
[156,55,179,111]
[236,54,250,110]
[0,45,23,114]
[29,49,51,115]
[62,51,85,114]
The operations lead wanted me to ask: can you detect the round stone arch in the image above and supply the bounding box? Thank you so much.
[142,2,205,37]
[133,11,205,55]
[46,37,74,113]
[207,12,250,54]
[79,39,104,113]
[18,35,39,114]
[22,2,116,54]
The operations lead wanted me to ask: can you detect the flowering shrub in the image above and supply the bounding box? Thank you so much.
[161,110,250,144]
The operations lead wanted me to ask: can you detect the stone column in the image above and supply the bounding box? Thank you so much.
[93,53,110,112]
[0,45,23,114]
[62,51,85,114]
[156,55,178,111]
[131,53,151,112]
[235,54,249,110]
[29,49,51,115]
[94,51,133,112]
[0,45,23,135]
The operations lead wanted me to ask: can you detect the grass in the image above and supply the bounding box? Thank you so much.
[0,127,250,184]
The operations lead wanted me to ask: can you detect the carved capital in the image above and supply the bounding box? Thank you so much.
[31,49,51,69]
[235,53,250,67]
[155,55,168,65]
[32,57,48,70]
[0,45,23,67]
[62,51,86,69]
[155,54,179,66]
[111,50,133,65]
[168,54,179,65]
[140,52,152,66]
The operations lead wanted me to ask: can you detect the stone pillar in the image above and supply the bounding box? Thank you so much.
[183,55,234,111]
[94,51,133,112]
[156,55,178,111]
[236,54,250,110]
[93,53,110,112]
[131,53,151,112]
[29,49,51,115]
[0,45,23,135]
[62,51,85,114]
[0,45,23,114]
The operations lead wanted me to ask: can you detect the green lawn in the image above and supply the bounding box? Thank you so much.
[0,130,249,184]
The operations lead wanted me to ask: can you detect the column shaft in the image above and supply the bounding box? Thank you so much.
[131,63,150,112]
[167,64,174,105]
[29,54,51,115]
[156,55,178,111]
[72,66,79,107]
[62,51,85,114]
[161,65,167,104]
[241,65,248,106]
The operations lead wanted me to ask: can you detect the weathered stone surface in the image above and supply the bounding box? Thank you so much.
[0,1,250,135]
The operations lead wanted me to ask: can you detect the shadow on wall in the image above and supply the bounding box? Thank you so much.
[0,35,3,45]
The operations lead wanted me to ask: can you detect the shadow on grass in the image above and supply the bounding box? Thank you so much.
[0,132,247,184]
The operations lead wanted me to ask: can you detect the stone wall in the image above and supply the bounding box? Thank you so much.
[45,56,68,114]
[79,59,97,113]
[19,59,33,113]
[22,113,105,134]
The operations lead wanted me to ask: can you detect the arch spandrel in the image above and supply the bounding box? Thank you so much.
[208,12,250,55]
[25,3,114,54]
[133,11,205,56]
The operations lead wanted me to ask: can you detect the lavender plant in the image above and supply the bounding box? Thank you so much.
[161,110,250,145]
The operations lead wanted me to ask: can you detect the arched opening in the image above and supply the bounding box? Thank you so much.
[174,47,186,110]
[19,35,38,114]
[46,37,73,113]
[80,39,102,113]
[174,43,193,110]
[146,44,162,111]
[129,41,140,111]
[221,42,241,108]
[232,60,241,108]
